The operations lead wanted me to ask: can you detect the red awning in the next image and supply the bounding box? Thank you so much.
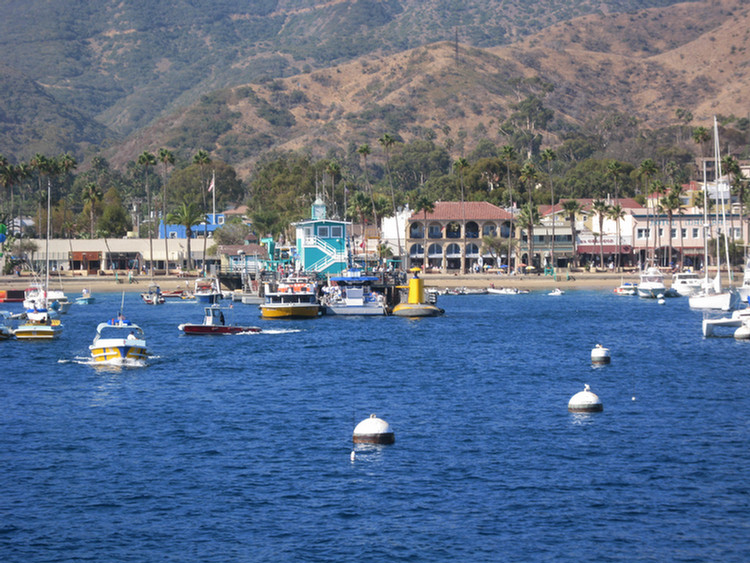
[577,245,631,254]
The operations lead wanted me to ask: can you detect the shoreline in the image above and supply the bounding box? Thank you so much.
[0,270,641,294]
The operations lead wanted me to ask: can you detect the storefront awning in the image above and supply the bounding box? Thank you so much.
[577,244,631,254]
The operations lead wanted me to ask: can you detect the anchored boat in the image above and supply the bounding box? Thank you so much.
[260,276,320,319]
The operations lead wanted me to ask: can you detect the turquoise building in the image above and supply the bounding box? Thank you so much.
[292,197,350,274]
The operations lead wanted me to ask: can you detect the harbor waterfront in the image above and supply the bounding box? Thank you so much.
[1,287,748,562]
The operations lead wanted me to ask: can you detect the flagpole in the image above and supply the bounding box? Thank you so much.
[211,170,216,225]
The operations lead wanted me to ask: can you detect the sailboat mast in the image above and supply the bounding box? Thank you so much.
[45,179,51,302]
[714,116,733,284]
[702,159,709,285]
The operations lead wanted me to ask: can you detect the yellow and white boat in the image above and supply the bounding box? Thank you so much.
[14,308,63,340]
[89,318,148,365]
[260,277,320,319]
[392,268,444,317]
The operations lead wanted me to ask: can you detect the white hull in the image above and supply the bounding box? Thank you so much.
[689,287,741,311]
[324,303,386,316]
[637,284,667,299]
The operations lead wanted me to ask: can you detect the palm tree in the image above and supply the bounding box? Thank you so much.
[325,160,341,218]
[607,204,625,271]
[519,161,538,205]
[138,151,157,277]
[518,202,540,271]
[379,134,400,267]
[409,191,434,272]
[501,145,517,271]
[722,154,740,243]
[561,199,583,268]
[82,182,103,238]
[167,201,204,272]
[541,148,557,272]
[158,148,175,276]
[347,190,371,259]
[454,157,469,273]
[357,143,378,234]
[193,150,212,275]
[649,179,667,265]
[592,199,610,269]
[661,187,683,271]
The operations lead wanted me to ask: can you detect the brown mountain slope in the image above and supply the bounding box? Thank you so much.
[115,0,750,176]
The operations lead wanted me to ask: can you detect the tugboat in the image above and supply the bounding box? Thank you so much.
[392,268,444,317]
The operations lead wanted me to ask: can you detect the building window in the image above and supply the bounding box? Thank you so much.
[637,228,650,239]
[318,226,329,238]
[692,227,699,238]
[169,232,177,239]
[671,228,677,238]
[331,226,342,238]
[428,224,442,239]
[304,226,312,238]
[482,224,497,237]
[218,216,225,225]
[681,228,687,238]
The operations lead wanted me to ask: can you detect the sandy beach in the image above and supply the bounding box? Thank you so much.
[0,269,638,295]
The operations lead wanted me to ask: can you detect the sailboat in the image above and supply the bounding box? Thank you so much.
[14,180,63,339]
[689,117,741,311]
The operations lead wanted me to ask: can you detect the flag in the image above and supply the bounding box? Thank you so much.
[208,172,215,193]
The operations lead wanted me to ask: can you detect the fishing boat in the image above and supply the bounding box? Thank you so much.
[15,179,63,340]
[322,270,387,316]
[140,284,165,305]
[75,288,95,305]
[260,276,320,319]
[392,268,444,317]
[179,305,261,334]
[613,281,638,296]
[194,277,222,304]
[689,117,741,311]
[671,272,702,296]
[23,282,71,313]
[89,317,148,364]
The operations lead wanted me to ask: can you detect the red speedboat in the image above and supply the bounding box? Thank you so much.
[178,305,261,335]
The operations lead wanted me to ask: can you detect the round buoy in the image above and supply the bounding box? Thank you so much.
[568,384,603,413]
[734,323,750,340]
[591,344,610,365]
[353,414,395,444]
[657,298,666,305]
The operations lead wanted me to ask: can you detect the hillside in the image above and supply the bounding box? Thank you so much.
[108,0,750,176]
[0,0,690,162]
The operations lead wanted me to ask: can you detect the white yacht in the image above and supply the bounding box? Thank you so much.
[637,267,669,298]
[671,271,702,296]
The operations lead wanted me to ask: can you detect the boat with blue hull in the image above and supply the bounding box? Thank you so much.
[194,277,222,304]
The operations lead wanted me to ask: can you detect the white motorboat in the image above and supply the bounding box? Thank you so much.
[548,288,565,296]
[194,277,222,304]
[23,282,71,313]
[487,287,529,295]
[322,271,387,316]
[637,267,671,298]
[738,259,750,301]
[671,271,702,296]
[89,317,148,365]
[613,282,637,296]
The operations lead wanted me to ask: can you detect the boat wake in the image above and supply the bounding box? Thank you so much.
[68,355,148,368]
[261,328,302,335]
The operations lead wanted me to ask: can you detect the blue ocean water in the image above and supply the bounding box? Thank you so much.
[1,289,748,562]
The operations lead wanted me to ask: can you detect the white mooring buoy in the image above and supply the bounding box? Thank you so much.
[568,384,603,413]
[353,414,395,445]
[591,344,611,365]
[734,323,750,340]
[658,298,666,305]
